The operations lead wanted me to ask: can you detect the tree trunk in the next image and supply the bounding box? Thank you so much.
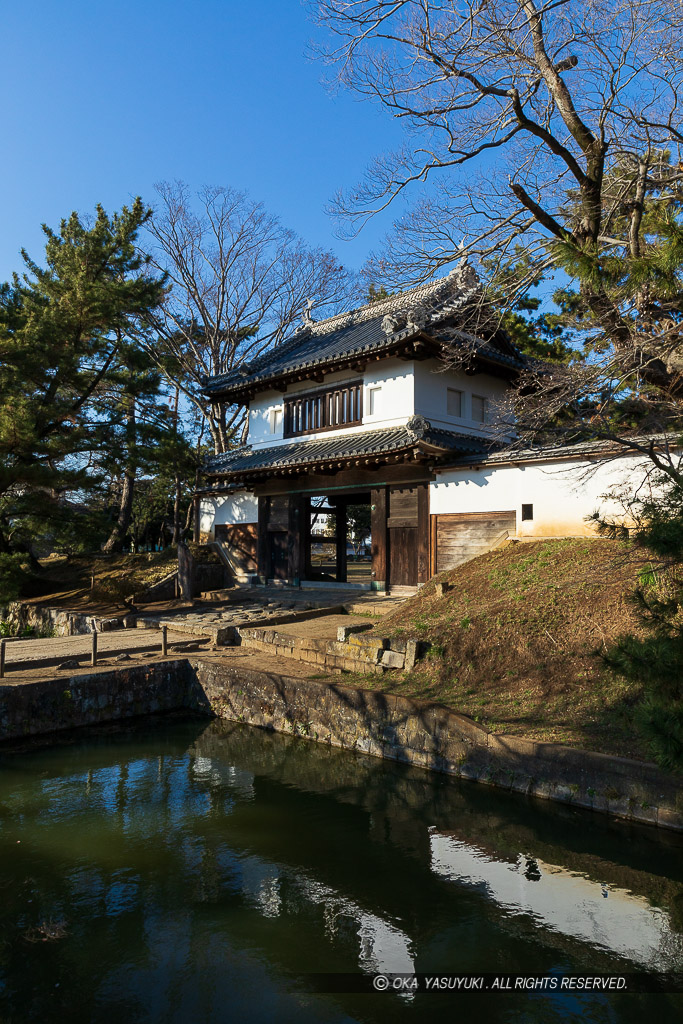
[103,470,135,553]
[177,540,195,603]
[172,474,182,544]
[103,395,137,553]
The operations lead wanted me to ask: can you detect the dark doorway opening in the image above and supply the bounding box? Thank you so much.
[307,493,372,585]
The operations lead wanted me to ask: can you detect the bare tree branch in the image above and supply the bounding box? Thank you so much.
[142,182,358,454]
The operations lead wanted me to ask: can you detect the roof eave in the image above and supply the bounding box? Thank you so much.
[203,327,441,403]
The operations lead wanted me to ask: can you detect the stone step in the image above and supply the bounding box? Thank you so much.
[236,624,427,675]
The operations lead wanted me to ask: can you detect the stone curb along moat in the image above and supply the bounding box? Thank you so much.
[1,658,681,833]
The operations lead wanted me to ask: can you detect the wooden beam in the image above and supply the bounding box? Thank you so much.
[287,494,303,584]
[254,463,434,496]
[335,502,348,583]
[301,494,312,579]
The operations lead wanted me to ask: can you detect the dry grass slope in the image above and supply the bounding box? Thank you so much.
[363,538,655,759]
[26,544,220,610]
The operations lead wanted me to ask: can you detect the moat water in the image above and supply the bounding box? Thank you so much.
[0,715,681,1023]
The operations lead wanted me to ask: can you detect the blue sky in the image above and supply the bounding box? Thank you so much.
[0,0,404,281]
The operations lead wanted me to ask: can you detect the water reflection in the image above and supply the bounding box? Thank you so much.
[0,715,681,1024]
[430,832,681,969]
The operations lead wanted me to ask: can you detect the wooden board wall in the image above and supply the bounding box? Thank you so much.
[433,510,516,572]
[214,524,258,572]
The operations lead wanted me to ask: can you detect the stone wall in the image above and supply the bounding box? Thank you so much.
[237,624,427,674]
[191,660,683,832]
[1,657,680,831]
[0,661,193,740]
[0,602,136,637]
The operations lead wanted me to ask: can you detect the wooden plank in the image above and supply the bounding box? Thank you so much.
[389,486,419,519]
[300,494,311,580]
[388,526,417,587]
[269,495,289,529]
[436,511,515,523]
[270,531,288,580]
[435,511,516,572]
[371,486,387,589]
[417,482,429,584]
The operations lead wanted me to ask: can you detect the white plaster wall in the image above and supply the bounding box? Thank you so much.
[199,490,258,538]
[361,358,415,428]
[430,454,654,537]
[245,359,516,449]
[246,360,416,449]
[248,389,285,446]
[413,359,511,439]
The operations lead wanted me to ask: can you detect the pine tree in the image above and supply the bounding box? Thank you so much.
[0,200,166,577]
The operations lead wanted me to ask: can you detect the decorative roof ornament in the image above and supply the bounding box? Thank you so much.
[295,297,316,334]
[302,297,315,325]
[406,306,428,331]
[381,313,400,335]
[447,254,480,292]
[406,414,430,440]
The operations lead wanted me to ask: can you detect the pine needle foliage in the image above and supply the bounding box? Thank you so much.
[595,483,683,772]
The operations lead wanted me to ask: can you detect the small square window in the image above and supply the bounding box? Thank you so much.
[270,408,283,433]
[521,503,534,521]
[472,395,487,423]
[447,388,462,416]
[368,387,381,416]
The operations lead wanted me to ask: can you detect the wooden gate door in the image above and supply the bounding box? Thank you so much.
[387,486,419,587]
[388,525,417,586]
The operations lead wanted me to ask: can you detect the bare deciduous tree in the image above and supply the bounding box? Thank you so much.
[314,0,683,390]
[145,181,358,454]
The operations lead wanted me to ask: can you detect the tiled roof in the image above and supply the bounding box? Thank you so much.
[204,261,527,399]
[204,419,489,477]
[443,432,681,467]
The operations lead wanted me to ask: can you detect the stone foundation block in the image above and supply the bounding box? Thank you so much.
[380,649,405,670]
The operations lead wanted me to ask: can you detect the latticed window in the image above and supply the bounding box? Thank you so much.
[283,381,363,438]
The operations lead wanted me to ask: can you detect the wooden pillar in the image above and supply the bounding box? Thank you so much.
[335,501,347,583]
[417,482,430,584]
[370,486,387,592]
[300,495,311,581]
[257,496,269,584]
[287,494,303,585]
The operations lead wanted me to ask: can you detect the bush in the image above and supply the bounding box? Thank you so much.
[0,553,30,606]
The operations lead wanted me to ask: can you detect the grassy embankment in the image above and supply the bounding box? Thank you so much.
[356,538,657,759]
[19,544,220,612]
